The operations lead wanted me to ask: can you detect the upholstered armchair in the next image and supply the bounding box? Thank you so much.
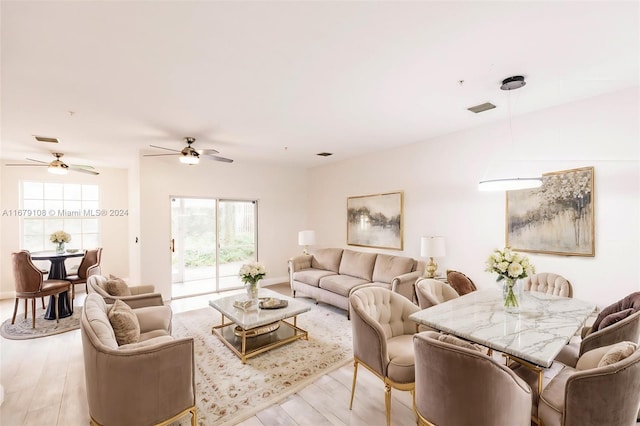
[518,342,640,426]
[522,272,573,297]
[349,287,419,426]
[415,278,459,309]
[414,331,532,426]
[81,293,196,426]
[446,270,477,296]
[11,250,71,328]
[88,275,164,309]
[555,292,640,367]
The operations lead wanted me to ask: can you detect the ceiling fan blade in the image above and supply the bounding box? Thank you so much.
[150,144,180,153]
[202,155,234,163]
[5,163,48,167]
[197,148,219,155]
[143,153,178,157]
[69,166,99,175]
[69,164,96,169]
[26,158,49,164]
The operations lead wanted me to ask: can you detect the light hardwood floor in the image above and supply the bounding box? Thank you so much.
[0,286,416,426]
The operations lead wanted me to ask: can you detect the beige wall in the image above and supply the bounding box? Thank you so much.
[137,156,308,300]
[307,89,640,307]
[0,165,130,298]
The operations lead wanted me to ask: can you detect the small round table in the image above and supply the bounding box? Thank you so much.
[30,250,84,320]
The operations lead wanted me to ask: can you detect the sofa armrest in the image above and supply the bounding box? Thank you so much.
[391,271,423,302]
[105,293,165,309]
[88,337,195,426]
[129,285,156,295]
[289,254,312,272]
[134,305,172,334]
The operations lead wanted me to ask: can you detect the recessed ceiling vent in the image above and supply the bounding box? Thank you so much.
[34,135,59,143]
[316,152,333,157]
[467,102,496,114]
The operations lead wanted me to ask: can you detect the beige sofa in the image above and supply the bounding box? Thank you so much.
[81,293,197,425]
[288,248,422,315]
[88,275,164,309]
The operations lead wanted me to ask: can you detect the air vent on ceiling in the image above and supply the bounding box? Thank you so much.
[316,152,333,157]
[34,135,60,143]
[467,102,496,114]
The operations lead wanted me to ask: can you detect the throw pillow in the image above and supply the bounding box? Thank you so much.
[104,277,131,297]
[437,334,482,352]
[108,299,140,346]
[597,308,634,331]
[597,341,638,368]
[575,345,615,370]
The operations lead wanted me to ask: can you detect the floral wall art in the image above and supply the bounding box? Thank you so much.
[506,167,595,256]
[347,191,403,250]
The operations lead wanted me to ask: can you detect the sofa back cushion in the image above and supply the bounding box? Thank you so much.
[339,250,377,281]
[83,293,119,349]
[372,254,415,284]
[311,248,343,273]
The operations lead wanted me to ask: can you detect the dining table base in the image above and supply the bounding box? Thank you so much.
[44,291,73,320]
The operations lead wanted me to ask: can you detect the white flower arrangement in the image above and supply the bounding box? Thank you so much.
[485,247,534,282]
[239,262,266,285]
[50,230,71,244]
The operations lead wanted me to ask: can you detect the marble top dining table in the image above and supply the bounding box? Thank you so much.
[408,288,596,368]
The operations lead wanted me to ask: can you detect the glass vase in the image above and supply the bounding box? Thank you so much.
[502,278,522,313]
[245,282,259,301]
[55,242,65,254]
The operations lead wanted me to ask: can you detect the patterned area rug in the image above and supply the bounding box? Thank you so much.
[171,298,353,425]
[0,306,81,340]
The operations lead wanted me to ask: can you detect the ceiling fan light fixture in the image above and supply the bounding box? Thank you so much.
[478,177,542,191]
[48,163,69,175]
[180,153,200,165]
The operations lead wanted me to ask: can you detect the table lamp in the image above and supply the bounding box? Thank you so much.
[298,230,316,255]
[420,236,446,278]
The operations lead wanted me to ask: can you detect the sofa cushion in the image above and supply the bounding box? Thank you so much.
[339,250,377,281]
[108,299,140,346]
[311,248,343,273]
[293,269,338,287]
[104,277,132,297]
[372,254,415,284]
[319,274,369,297]
[597,308,635,331]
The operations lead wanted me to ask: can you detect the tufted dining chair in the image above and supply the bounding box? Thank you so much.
[349,286,419,426]
[11,250,71,328]
[414,331,532,426]
[66,247,102,308]
[415,278,459,309]
[522,272,573,297]
[446,270,477,296]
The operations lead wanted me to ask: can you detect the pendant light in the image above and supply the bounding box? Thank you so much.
[478,76,542,191]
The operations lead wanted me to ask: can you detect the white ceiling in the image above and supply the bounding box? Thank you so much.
[1,1,638,170]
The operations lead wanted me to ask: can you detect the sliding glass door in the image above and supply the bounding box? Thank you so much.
[171,197,257,298]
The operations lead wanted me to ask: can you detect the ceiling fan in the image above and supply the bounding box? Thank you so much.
[6,152,99,175]
[144,137,233,165]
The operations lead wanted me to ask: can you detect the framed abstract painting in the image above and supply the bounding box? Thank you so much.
[506,166,595,256]
[347,191,403,250]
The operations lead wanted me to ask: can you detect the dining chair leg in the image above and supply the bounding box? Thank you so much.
[24,299,28,319]
[384,383,392,426]
[11,298,19,324]
[54,294,60,323]
[41,297,45,309]
[31,298,36,328]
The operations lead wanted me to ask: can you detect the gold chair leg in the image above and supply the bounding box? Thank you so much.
[190,407,197,426]
[349,360,359,410]
[384,383,392,426]
[31,298,36,328]
[11,298,19,324]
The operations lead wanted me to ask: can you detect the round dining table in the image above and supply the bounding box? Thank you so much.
[30,250,84,320]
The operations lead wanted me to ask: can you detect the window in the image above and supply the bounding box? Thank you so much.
[21,181,100,251]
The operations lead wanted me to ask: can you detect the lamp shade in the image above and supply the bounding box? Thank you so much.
[420,236,446,258]
[298,230,316,246]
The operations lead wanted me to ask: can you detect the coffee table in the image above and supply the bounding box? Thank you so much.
[209,288,311,363]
